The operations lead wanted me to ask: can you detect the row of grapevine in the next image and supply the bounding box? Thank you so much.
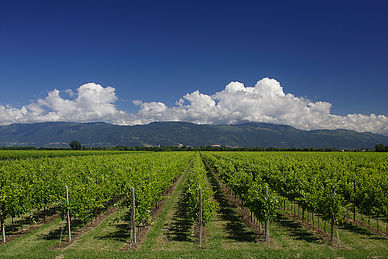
[0,152,193,241]
[184,153,215,225]
[201,153,279,240]
[246,152,387,224]
[0,150,126,160]
[202,151,388,240]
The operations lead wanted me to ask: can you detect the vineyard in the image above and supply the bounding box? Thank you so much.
[0,150,387,258]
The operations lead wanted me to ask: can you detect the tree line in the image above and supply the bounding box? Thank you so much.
[375,144,388,152]
[1,141,385,152]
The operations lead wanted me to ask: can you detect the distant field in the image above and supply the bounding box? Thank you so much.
[0,151,387,258]
[0,149,134,160]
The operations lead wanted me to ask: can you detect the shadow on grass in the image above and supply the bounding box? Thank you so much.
[165,189,194,242]
[340,222,384,240]
[42,219,83,241]
[42,226,64,240]
[206,170,256,242]
[6,207,59,234]
[275,215,321,243]
[41,213,130,243]
[96,222,130,242]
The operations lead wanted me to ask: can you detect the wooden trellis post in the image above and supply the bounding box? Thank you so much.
[199,187,203,248]
[65,185,71,242]
[131,187,136,244]
[265,186,269,242]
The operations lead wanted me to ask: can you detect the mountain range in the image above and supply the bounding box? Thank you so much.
[0,121,387,149]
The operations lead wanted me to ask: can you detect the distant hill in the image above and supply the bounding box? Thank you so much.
[0,121,387,149]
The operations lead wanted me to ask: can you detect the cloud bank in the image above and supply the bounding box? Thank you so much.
[0,83,127,125]
[1,78,387,135]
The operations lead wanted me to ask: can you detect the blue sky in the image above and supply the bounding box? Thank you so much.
[0,0,387,134]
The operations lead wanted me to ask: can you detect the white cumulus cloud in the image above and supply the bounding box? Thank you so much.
[129,78,388,135]
[0,78,387,135]
[0,83,127,125]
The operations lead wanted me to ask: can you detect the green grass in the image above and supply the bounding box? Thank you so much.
[205,169,260,251]
[141,160,198,252]
[0,217,64,258]
[46,248,388,259]
[66,206,130,252]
